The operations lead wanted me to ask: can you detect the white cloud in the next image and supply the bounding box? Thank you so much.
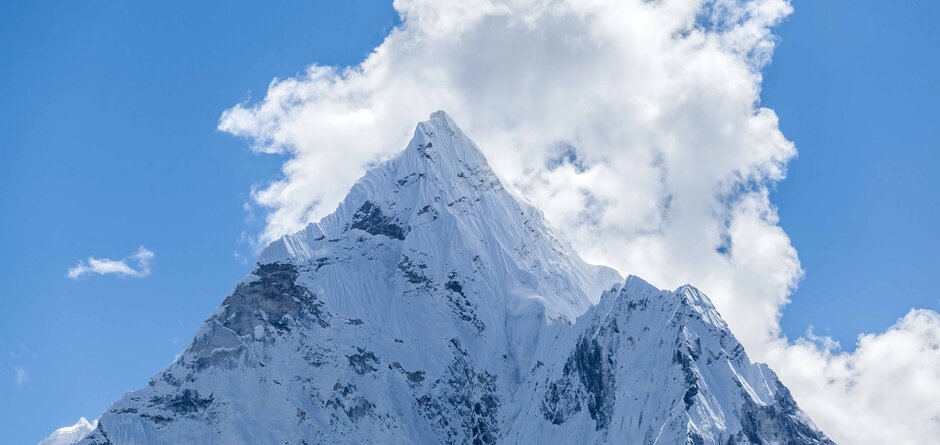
[767,310,940,444]
[221,0,796,348]
[218,0,940,443]
[14,366,28,385]
[67,246,154,279]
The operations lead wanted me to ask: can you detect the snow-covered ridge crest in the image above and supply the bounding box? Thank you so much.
[261,110,524,264]
[68,112,832,445]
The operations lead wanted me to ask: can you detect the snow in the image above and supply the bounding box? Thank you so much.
[67,111,832,445]
[38,417,97,445]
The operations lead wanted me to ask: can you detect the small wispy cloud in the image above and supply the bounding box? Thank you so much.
[14,366,28,385]
[802,325,841,353]
[67,246,154,279]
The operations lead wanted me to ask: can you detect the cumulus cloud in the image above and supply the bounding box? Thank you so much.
[218,0,940,443]
[67,247,154,279]
[767,310,940,444]
[14,366,28,385]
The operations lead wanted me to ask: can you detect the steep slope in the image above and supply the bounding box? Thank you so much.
[74,112,831,445]
[77,111,620,445]
[509,276,834,444]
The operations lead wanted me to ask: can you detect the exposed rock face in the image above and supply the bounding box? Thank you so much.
[348,201,409,240]
[73,112,832,445]
[514,277,835,444]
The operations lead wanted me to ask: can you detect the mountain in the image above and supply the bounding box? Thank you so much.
[510,278,833,444]
[39,418,97,445]
[72,111,832,445]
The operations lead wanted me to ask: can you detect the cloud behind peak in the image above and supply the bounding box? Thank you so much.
[218,1,940,443]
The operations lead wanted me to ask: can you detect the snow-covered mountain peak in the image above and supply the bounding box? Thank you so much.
[407,110,474,161]
[674,283,729,329]
[390,109,501,208]
[515,276,833,444]
[259,111,620,322]
[595,277,726,330]
[258,110,503,264]
[73,417,95,430]
[620,274,660,296]
[38,417,97,445]
[70,113,833,445]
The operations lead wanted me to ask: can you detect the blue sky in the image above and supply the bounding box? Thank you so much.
[765,2,940,342]
[1,1,937,443]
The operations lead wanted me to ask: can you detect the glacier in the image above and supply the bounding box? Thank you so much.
[65,111,833,445]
